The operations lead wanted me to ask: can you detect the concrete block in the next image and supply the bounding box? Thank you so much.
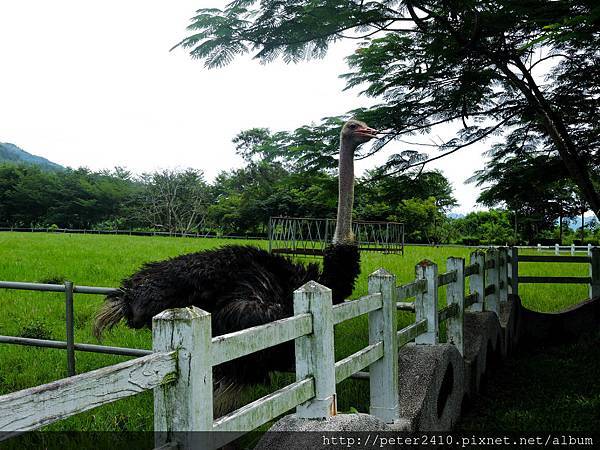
[255,413,390,450]
[463,311,503,397]
[499,296,520,357]
[394,343,464,432]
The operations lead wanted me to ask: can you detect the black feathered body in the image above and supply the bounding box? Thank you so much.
[97,244,360,384]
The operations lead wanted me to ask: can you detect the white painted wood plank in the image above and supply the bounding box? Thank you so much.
[332,293,382,325]
[335,342,383,384]
[446,257,465,356]
[367,268,399,422]
[0,351,176,433]
[485,248,500,315]
[437,270,458,287]
[397,319,428,347]
[438,303,459,322]
[396,279,427,300]
[293,281,336,419]
[153,307,212,450]
[213,378,314,432]
[509,247,519,296]
[499,247,509,302]
[590,248,599,299]
[464,292,479,308]
[464,263,480,277]
[396,301,415,312]
[211,313,312,366]
[468,251,485,312]
[415,261,438,345]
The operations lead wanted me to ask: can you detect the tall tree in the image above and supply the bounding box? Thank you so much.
[135,169,212,233]
[173,0,600,218]
[471,149,583,242]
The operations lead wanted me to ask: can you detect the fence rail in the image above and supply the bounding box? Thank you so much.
[532,243,596,256]
[0,281,127,376]
[0,227,264,240]
[1,245,599,449]
[513,247,600,299]
[0,350,176,435]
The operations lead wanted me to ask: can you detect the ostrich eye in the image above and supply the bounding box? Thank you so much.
[349,124,357,129]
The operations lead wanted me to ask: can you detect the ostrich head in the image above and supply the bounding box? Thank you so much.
[333,119,378,245]
[340,119,378,147]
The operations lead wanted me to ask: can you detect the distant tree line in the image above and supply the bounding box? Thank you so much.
[0,161,456,242]
[0,158,597,245]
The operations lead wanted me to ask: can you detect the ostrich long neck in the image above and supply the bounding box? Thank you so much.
[333,135,356,245]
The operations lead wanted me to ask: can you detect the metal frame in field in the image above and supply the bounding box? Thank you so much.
[268,216,405,256]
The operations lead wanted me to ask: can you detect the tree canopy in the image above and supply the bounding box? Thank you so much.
[174,0,600,218]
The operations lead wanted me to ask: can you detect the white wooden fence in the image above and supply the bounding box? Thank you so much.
[0,246,598,448]
[515,247,600,299]
[533,243,595,256]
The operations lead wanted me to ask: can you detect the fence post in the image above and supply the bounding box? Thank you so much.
[415,260,439,345]
[294,281,337,419]
[555,243,560,255]
[153,307,212,450]
[469,250,486,312]
[64,281,75,377]
[588,243,593,256]
[446,257,464,356]
[367,269,399,422]
[590,248,600,300]
[268,218,273,253]
[509,247,519,297]
[498,247,508,303]
[571,243,576,256]
[485,248,500,316]
[537,243,541,252]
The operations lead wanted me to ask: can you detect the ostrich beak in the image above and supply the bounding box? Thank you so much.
[356,126,379,139]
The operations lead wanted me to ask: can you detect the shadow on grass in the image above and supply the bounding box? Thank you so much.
[456,331,600,433]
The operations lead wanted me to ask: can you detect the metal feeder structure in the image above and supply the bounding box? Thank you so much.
[268,216,404,256]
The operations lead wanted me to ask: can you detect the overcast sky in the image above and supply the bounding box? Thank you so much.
[0,1,489,214]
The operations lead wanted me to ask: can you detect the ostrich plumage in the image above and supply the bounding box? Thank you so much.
[94,119,377,398]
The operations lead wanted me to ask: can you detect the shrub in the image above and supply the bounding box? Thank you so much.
[19,320,53,340]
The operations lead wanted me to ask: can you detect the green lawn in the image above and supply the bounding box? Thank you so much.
[456,331,600,433]
[0,232,592,437]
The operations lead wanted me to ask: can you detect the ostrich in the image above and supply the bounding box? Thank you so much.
[94,119,378,399]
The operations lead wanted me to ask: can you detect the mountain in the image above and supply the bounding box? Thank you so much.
[0,142,64,171]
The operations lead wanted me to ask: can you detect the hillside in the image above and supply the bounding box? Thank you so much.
[0,142,63,171]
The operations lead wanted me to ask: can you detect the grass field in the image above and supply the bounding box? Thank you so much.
[0,232,593,438]
[456,330,600,433]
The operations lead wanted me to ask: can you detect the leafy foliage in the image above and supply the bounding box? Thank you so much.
[450,210,515,245]
[174,0,600,218]
[470,146,585,241]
